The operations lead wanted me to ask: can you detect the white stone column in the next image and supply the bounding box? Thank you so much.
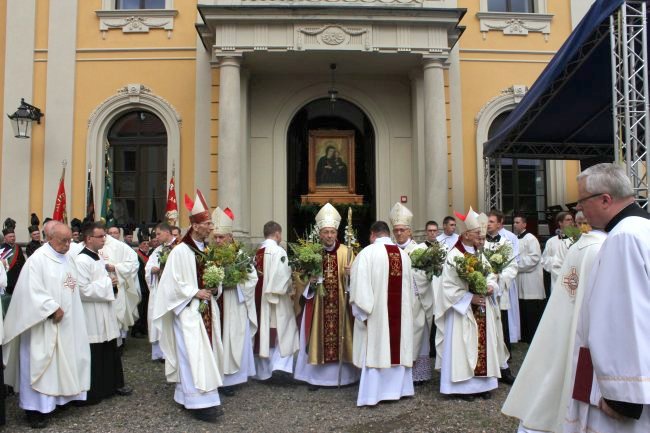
[423,57,449,223]
[216,56,243,234]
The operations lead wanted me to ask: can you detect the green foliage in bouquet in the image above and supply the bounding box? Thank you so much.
[409,243,447,279]
[203,241,255,288]
[288,238,325,296]
[451,253,491,296]
[483,242,514,275]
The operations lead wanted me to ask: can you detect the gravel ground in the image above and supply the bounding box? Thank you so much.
[4,338,527,433]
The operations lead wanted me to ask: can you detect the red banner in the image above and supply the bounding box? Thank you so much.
[53,172,67,224]
[165,175,178,224]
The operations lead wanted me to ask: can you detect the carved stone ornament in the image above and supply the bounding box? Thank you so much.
[297,25,368,50]
[474,85,529,125]
[96,9,178,39]
[476,11,553,42]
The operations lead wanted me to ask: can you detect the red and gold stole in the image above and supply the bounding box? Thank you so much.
[385,244,403,365]
[453,239,487,376]
[253,247,277,355]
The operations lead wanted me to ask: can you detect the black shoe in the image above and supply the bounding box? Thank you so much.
[499,368,516,385]
[307,384,320,392]
[220,386,235,397]
[191,407,219,423]
[456,394,475,402]
[115,385,133,396]
[25,410,48,429]
[479,391,492,400]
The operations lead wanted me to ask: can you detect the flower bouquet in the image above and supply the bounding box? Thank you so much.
[203,241,255,289]
[409,243,447,279]
[288,238,325,296]
[199,264,225,313]
[157,244,173,272]
[482,242,515,275]
[450,253,491,296]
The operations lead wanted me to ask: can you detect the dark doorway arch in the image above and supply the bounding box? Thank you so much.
[287,98,376,245]
[107,110,168,226]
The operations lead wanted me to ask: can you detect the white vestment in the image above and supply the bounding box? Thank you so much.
[516,233,545,300]
[74,249,120,344]
[436,233,459,251]
[349,237,414,406]
[145,243,164,359]
[499,227,522,342]
[153,240,224,409]
[564,214,650,433]
[100,235,140,334]
[542,235,571,291]
[502,231,606,432]
[3,244,90,412]
[439,244,500,395]
[221,261,258,386]
[253,239,298,380]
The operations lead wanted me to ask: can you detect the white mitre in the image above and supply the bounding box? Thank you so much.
[315,203,341,230]
[478,212,489,236]
[389,202,413,227]
[212,206,234,235]
[455,206,487,234]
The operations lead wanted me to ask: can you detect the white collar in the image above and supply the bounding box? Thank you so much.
[261,238,278,248]
[192,239,205,251]
[374,236,394,245]
[397,239,412,249]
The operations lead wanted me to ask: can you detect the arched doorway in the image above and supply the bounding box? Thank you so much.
[287,98,376,245]
[107,110,168,226]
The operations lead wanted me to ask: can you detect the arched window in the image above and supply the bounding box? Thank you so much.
[107,111,167,225]
[488,111,547,221]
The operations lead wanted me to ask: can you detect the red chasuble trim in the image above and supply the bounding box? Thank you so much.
[385,244,403,366]
[253,247,276,354]
[322,247,340,363]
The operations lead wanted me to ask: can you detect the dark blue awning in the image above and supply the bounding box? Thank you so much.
[484,0,627,160]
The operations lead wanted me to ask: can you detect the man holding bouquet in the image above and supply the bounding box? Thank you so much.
[153,190,224,423]
[211,207,258,395]
[294,203,359,390]
[439,207,501,400]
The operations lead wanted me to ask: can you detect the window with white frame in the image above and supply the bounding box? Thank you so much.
[487,0,535,13]
[97,0,177,38]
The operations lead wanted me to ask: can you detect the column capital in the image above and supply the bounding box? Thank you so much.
[210,54,243,68]
[422,56,448,70]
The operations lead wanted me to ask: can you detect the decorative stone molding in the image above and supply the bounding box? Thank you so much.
[476,12,553,41]
[96,0,178,39]
[475,85,528,207]
[243,0,423,4]
[88,83,182,127]
[297,25,369,50]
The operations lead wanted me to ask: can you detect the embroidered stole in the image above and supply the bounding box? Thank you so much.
[253,247,276,355]
[385,244,403,365]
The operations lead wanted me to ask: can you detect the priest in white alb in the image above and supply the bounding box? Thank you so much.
[153,190,224,423]
[502,212,606,433]
[438,208,502,400]
[3,223,90,429]
[294,203,359,389]
[564,163,650,432]
[349,220,414,406]
[211,206,258,395]
[389,203,434,385]
[145,222,177,361]
[100,223,141,344]
[252,221,299,380]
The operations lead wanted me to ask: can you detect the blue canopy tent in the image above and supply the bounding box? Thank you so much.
[484,0,628,160]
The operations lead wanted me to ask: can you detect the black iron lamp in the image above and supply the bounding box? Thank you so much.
[328,63,338,103]
[7,98,43,138]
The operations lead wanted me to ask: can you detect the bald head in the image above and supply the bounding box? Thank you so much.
[43,220,61,242]
[49,224,72,254]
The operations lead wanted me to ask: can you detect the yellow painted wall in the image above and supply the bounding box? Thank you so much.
[457,0,578,209]
[70,0,199,224]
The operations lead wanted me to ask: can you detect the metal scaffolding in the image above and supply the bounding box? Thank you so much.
[611,0,649,210]
[484,156,502,212]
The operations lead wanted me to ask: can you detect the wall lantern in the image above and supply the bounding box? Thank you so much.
[7,98,43,139]
[328,63,338,103]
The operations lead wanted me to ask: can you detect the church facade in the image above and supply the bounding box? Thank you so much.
[0,0,593,242]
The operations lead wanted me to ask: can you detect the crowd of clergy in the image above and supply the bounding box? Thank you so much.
[0,162,646,432]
